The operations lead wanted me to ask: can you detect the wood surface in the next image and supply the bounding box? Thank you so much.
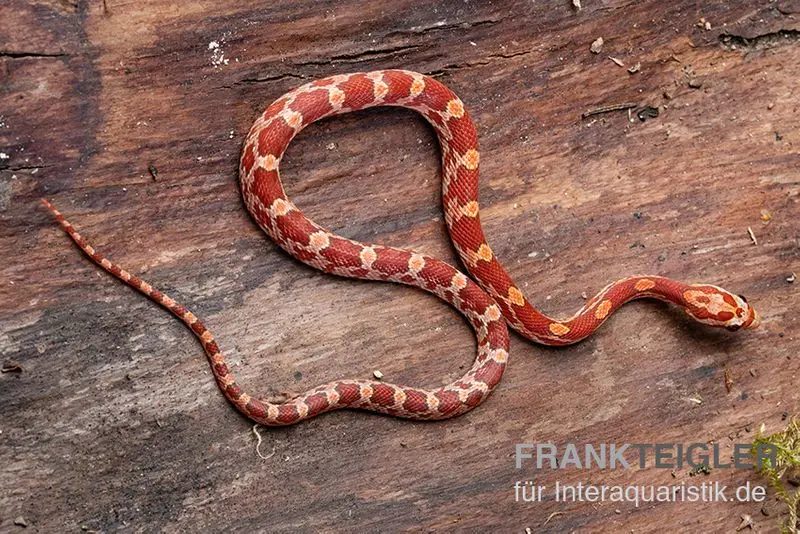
[1,0,799,531]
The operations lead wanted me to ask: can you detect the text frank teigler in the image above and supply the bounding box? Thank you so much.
[512,442,772,507]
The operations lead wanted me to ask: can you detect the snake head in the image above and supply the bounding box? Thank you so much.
[682,285,760,331]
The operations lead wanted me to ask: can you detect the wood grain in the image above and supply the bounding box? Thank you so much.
[1,0,798,531]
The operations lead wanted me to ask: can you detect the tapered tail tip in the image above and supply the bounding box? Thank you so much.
[40,198,60,217]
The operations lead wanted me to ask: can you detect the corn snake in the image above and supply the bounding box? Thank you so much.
[42,69,759,426]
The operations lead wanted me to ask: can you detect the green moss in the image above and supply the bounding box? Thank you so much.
[752,418,800,533]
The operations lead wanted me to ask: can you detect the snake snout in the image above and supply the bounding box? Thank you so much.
[741,304,761,329]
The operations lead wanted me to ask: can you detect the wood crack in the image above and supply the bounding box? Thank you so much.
[0,51,69,59]
[719,29,800,51]
[426,49,535,77]
[230,45,422,87]
[385,17,500,37]
[234,72,307,86]
[2,163,54,172]
[291,44,422,67]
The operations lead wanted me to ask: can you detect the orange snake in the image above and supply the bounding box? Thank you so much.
[42,70,759,425]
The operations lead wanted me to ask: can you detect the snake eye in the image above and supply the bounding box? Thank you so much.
[737,294,748,303]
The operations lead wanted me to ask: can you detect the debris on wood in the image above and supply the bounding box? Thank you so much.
[373,370,384,380]
[697,18,712,31]
[735,514,753,531]
[688,79,703,89]
[571,0,581,11]
[252,424,276,460]
[753,418,800,531]
[637,106,659,121]
[636,106,657,121]
[627,62,641,74]
[747,227,758,245]
[608,56,625,67]
[689,464,712,476]
[759,209,772,223]
[1,360,22,373]
[208,40,229,67]
[542,511,564,526]
[148,164,158,181]
[787,272,796,284]
[590,37,604,54]
[581,102,637,118]
[724,367,733,393]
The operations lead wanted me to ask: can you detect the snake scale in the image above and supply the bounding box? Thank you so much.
[42,70,760,426]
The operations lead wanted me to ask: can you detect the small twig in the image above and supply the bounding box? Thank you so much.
[543,511,564,526]
[747,226,758,245]
[252,424,276,460]
[607,56,625,67]
[582,103,637,119]
[1,360,22,373]
[735,514,753,531]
